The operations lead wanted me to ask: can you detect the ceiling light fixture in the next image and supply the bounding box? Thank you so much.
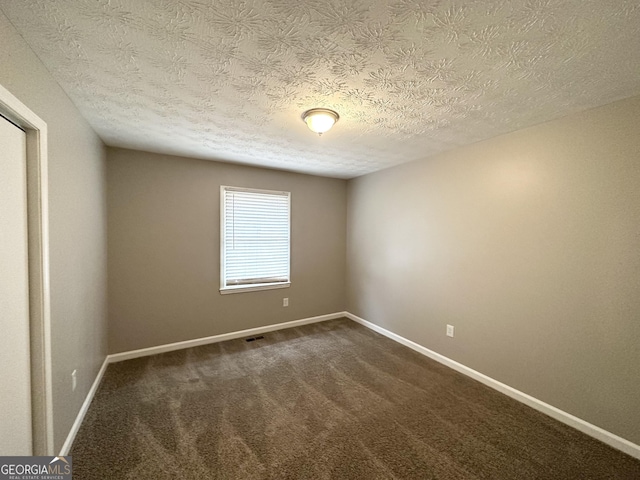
[302,108,339,135]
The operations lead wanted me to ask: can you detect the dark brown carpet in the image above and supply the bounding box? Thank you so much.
[71,318,640,479]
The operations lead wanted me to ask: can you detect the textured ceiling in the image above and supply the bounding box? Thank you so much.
[2,1,640,178]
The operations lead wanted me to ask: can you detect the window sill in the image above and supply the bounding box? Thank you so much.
[220,282,291,295]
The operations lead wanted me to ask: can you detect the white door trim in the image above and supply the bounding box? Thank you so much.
[0,84,54,455]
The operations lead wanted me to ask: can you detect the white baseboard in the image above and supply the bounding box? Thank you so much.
[59,357,109,456]
[61,312,346,454]
[344,312,640,460]
[62,311,640,460]
[108,312,345,363]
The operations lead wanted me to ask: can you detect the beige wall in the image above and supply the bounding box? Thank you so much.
[107,148,346,353]
[347,96,640,445]
[0,11,108,453]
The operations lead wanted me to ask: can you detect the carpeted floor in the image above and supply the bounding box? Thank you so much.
[71,318,640,479]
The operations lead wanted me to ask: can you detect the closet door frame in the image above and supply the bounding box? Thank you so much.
[0,83,53,455]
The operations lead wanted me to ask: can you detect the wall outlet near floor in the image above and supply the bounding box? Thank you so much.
[283,298,289,307]
[446,325,455,338]
[71,369,77,391]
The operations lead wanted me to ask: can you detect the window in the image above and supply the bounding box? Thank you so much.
[220,186,291,293]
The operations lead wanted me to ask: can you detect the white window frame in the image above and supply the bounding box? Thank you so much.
[220,186,291,294]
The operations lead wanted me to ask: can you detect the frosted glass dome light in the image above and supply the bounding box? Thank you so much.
[302,108,339,135]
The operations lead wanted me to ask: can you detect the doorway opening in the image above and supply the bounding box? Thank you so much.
[0,84,54,455]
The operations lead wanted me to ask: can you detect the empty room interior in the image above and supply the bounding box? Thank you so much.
[1,1,640,478]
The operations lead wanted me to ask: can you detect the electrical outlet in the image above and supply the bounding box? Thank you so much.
[446,325,454,338]
[71,370,77,391]
[283,298,289,307]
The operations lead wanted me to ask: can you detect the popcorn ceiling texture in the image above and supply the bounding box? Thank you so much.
[2,0,640,177]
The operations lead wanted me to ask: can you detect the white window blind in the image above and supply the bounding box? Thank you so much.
[220,186,290,293]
